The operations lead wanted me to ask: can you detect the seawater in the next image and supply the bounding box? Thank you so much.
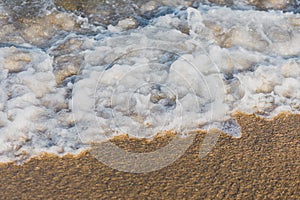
[0,0,299,163]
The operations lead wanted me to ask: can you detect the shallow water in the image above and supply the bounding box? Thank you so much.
[0,0,299,163]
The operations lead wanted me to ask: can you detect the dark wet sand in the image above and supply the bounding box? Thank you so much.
[0,113,299,199]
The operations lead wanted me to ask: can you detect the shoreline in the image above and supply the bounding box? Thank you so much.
[0,112,299,199]
[1,111,298,166]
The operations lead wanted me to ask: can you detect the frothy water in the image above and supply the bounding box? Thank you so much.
[0,0,299,163]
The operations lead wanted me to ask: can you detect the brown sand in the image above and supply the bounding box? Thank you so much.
[0,113,299,199]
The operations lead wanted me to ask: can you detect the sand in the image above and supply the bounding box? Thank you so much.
[0,112,299,199]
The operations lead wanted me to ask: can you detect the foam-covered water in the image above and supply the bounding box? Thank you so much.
[0,0,299,163]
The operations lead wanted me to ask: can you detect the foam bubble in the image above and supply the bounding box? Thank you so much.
[0,4,299,163]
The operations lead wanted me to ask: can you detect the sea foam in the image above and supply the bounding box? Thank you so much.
[0,4,299,163]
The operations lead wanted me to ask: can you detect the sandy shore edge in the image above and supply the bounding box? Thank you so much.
[0,112,299,199]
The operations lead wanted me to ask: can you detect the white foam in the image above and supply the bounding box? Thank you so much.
[0,5,299,163]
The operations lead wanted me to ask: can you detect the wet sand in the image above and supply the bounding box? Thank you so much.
[0,112,299,199]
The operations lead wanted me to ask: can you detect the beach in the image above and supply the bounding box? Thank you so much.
[1,112,299,199]
[0,1,300,198]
